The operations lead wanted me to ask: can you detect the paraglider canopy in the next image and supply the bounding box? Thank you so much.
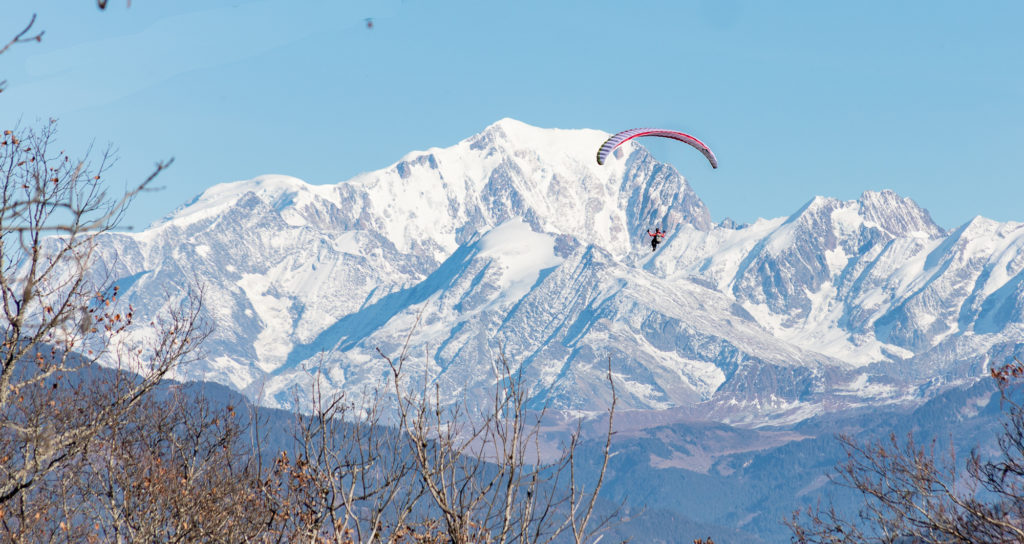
[596,128,718,169]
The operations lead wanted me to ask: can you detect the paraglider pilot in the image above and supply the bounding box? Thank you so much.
[647,228,666,252]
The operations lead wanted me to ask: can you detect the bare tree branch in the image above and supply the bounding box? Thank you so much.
[0,14,44,94]
[788,359,1024,544]
[0,120,203,520]
[380,336,620,544]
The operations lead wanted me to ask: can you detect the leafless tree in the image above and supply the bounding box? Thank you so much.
[256,329,621,544]
[259,363,423,543]
[787,360,1024,544]
[380,334,620,544]
[3,384,273,542]
[0,120,206,528]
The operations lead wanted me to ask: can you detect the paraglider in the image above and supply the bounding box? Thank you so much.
[596,128,718,169]
[647,228,666,252]
[597,127,718,253]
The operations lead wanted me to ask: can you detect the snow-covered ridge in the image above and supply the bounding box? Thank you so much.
[89,119,1024,424]
[154,174,334,229]
[155,119,649,258]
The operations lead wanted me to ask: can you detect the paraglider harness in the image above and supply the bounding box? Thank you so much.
[647,228,666,252]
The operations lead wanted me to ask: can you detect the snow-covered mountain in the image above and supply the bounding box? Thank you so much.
[91,118,1024,424]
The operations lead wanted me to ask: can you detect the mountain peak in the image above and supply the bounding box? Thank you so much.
[857,189,943,238]
[782,191,943,240]
[468,118,609,168]
[483,117,538,136]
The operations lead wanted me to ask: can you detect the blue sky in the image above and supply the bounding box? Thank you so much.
[2,1,1022,231]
